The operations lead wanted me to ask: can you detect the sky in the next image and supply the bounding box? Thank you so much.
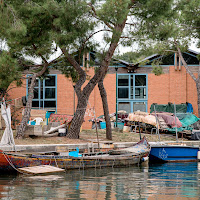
[1,34,199,65]
[43,36,200,66]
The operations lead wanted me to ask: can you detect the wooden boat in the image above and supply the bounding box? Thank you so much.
[0,137,150,172]
[149,143,200,163]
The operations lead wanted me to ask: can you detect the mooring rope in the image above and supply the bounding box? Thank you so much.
[81,156,84,170]
[53,154,58,168]
[98,157,101,169]
[112,157,116,168]
[1,151,30,175]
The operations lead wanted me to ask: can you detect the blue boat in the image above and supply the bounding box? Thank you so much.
[149,144,200,162]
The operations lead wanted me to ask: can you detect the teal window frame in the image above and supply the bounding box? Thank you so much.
[117,74,148,113]
[26,74,57,110]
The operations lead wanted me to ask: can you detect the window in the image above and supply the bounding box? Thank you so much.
[160,54,174,65]
[118,102,131,113]
[117,74,147,113]
[118,75,129,86]
[118,88,129,98]
[118,74,147,100]
[182,53,199,65]
[27,75,57,109]
[135,75,146,99]
[133,102,146,112]
[118,75,129,99]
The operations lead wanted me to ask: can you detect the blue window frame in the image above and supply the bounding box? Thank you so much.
[27,75,57,110]
[118,75,129,98]
[117,74,148,113]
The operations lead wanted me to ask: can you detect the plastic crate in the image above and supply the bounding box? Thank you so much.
[100,122,106,129]
[100,122,124,130]
[114,122,124,130]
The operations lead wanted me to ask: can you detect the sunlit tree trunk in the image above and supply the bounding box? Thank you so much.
[16,74,36,138]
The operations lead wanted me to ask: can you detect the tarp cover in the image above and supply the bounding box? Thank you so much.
[150,103,187,113]
[128,112,157,126]
[177,113,199,127]
[167,113,199,133]
[0,102,15,146]
[152,112,182,128]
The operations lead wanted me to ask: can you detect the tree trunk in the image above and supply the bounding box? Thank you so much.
[16,61,48,138]
[98,78,112,140]
[176,45,200,116]
[16,74,37,138]
[64,15,128,139]
[67,94,88,139]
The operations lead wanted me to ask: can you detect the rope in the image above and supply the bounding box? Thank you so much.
[79,158,81,171]
[81,156,84,170]
[53,155,58,168]
[1,151,30,175]
[48,154,58,168]
[98,157,101,169]
[49,156,52,165]
[95,159,97,169]
[112,157,116,168]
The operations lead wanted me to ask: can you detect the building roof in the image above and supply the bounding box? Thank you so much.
[113,49,199,70]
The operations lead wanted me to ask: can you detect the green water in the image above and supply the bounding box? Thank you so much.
[0,162,200,199]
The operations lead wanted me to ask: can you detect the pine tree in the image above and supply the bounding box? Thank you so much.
[132,0,200,117]
[0,0,174,139]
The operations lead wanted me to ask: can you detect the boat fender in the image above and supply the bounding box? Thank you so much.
[198,151,200,161]
[142,157,149,162]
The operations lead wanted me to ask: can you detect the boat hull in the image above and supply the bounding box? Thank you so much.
[0,151,143,172]
[0,137,150,172]
[149,145,200,163]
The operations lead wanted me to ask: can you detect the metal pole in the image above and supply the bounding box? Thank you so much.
[174,103,179,142]
[154,105,160,142]
[73,85,75,116]
[138,122,142,140]
[115,67,118,128]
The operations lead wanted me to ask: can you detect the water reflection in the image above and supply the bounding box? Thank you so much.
[148,162,200,200]
[0,162,199,199]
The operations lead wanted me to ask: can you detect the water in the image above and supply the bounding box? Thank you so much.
[0,162,200,200]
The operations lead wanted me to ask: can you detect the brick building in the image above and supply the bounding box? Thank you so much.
[8,49,200,129]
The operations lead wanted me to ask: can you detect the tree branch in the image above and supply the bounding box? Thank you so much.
[125,22,137,26]
[32,43,48,64]
[61,48,86,94]
[83,11,128,95]
[88,2,114,29]
[79,29,111,53]
[175,42,197,82]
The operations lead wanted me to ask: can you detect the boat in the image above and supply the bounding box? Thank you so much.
[149,103,200,163]
[149,143,200,163]
[0,137,150,172]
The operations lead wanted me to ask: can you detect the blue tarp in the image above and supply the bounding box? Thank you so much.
[186,103,193,113]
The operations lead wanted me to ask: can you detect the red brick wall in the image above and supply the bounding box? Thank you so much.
[57,74,74,115]
[186,70,198,116]
[56,70,116,129]
[7,65,199,129]
[7,79,26,99]
[148,65,198,115]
